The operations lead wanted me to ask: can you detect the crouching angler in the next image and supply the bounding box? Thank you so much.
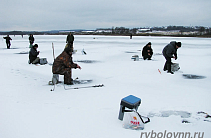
[29,44,40,64]
[162,41,181,74]
[52,46,81,85]
[142,42,153,60]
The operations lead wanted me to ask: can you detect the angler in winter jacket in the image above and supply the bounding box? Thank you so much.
[52,46,81,85]
[66,32,74,51]
[29,44,40,64]
[29,34,35,45]
[3,35,12,49]
[162,41,181,74]
[142,42,153,60]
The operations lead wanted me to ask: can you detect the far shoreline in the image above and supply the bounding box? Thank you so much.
[1,33,211,38]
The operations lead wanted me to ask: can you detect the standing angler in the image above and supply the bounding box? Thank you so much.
[3,35,12,49]
[29,34,35,44]
[29,34,35,48]
[162,41,181,74]
[66,32,74,46]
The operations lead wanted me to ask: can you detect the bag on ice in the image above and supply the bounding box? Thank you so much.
[123,110,150,130]
[131,55,139,61]
[40,58,48,65]
[171,63,180,72]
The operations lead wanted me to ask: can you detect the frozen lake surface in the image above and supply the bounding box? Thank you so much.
[0,35,211,138]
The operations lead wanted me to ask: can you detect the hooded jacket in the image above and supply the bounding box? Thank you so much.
[52,51,77,74]
[162,41,178,59]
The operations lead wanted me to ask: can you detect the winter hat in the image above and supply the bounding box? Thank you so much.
[176,42,181,47]
[33,44,38,48]
[147,42,151,45]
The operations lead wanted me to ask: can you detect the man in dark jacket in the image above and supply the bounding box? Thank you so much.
[29,34,35,45]
[52,46,81,85]
[29,44,40,64]
[142,42,153,60]
[66,32,74,50]
[162,41,181,74]
[3,35,12,49]
[66,32,74,45]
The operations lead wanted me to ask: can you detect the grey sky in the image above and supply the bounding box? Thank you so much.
[0,0,210,31]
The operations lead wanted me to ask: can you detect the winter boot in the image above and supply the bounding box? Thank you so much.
[64,77,74,85]
[64,81,73,85]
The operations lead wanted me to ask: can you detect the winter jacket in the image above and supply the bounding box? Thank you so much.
[29,47,39,63]
[52,51,77,74]
[3,36,12,43]
[66,34,74,44]
[142,45,153,57]
[162,41,178,59]
[29,36,34,43]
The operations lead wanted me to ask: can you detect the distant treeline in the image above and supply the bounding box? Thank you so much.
[110,26,211,35]
[0,31,45,35]
[1,26,211,37]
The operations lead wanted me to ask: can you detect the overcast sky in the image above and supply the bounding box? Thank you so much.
[0,0,210,31]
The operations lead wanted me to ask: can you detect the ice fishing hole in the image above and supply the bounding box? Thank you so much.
[182,74,206,79]
[125,51,138,53]
[74,60,98,63]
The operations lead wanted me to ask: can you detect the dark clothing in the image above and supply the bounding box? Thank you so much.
[142,45,153,60]
[143,55,152,60]
[3,36,12,43]
[66,34,74,44]
[65,43,73,52]
[29,36,35,45]
[130,34,132,39]
[29,47,39,64]
[162,41,178,72]
[52,51,77,84]
[3,36,12,49]
[162,41,177,59]
[163,56,172,71]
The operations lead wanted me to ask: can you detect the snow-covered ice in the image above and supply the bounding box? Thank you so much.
[0,35,211,138]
